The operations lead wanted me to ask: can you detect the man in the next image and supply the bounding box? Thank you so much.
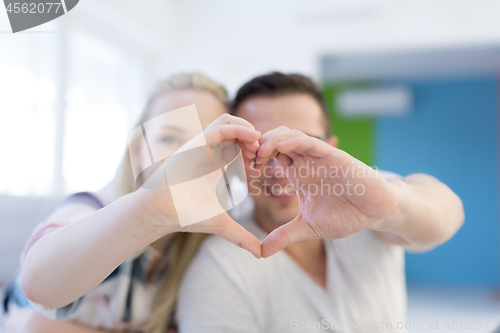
[177,73,464,332]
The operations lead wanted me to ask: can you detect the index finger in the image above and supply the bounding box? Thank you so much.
[213,214,262,258]
[213,114,256,130]
[256,129,307,164]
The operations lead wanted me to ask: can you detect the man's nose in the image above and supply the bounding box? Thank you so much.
[264,158,285,178]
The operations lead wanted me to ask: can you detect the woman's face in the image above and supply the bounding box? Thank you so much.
[138,89,227,172]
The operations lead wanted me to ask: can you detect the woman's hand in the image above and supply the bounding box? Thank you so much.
[136,114,262,257]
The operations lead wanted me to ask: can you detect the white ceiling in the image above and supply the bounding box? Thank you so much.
[23,0,500,91]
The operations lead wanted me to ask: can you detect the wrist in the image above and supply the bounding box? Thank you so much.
[371,177,408,234]
[126,189,176,241]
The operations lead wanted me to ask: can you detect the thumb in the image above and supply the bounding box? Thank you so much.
[261,214,317,258]
[275,152,293,168]
[214,214,262,258]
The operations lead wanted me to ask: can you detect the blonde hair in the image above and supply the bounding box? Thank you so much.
[111,72,228,333]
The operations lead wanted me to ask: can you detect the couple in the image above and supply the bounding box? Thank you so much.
[1,72,464,333]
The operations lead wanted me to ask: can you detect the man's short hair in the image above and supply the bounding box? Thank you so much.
[231,72,332,136]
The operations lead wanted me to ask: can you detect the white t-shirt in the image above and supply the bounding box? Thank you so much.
[177,172,407,333]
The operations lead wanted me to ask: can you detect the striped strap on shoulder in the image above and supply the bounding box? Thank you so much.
[60,192,105,210]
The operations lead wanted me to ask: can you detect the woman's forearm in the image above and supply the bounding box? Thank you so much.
[20,190,171,309]
[40,320,125,333]
[4,305,124,333]
[43,322,117,333]
[20,115,264,309]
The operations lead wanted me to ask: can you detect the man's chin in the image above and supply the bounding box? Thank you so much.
[253,202,299,232]
[268,213,298,228]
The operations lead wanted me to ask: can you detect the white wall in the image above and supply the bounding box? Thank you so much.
[155,0,500,94]
[5,0,500,93]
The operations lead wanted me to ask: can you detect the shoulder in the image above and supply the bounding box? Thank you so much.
[187,234,274,282]
[326,229,405,267]
[333,228,404,252]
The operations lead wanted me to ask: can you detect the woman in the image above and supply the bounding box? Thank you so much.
[1,72,261,333]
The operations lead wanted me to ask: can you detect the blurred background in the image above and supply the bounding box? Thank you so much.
[1,0,499,330]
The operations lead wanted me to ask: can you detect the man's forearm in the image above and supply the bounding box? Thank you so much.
[375,173,464,250]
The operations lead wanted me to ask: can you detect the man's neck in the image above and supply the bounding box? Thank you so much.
[254,209,327,288]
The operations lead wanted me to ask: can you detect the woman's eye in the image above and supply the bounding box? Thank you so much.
[160,136,179,145]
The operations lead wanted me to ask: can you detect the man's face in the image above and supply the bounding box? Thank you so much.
[235,94,336,232]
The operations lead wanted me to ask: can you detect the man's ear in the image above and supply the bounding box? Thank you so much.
[327,136,339,148]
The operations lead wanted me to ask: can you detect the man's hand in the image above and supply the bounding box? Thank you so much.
[254,126,398,257]
[255,126,464,257]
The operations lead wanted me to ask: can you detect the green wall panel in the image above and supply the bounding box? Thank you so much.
[322,83,375,167]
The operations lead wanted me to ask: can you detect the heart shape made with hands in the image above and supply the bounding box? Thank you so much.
[250,126,399,258]
[134,112,397,260]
